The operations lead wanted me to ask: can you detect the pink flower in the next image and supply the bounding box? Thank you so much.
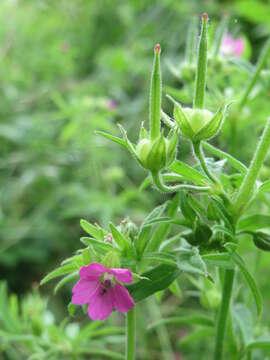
[72,262,135,320]
[221,35,244,57]
[107,99,117,110]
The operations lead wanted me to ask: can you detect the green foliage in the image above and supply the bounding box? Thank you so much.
[2,1,270,360]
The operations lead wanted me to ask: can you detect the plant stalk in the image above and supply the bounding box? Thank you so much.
[126,308,136,360]
[238,38,270,111]
[151,171,210,193]
[214,269,235,360]
[233,118,270,214]
[193,141,217,183]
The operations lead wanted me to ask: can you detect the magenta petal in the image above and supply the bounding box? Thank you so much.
[88,289,113,320]
[72,279,99,305]
[234,39,244,56]
[109,268,132,283]
[112,284,135,313]
[79,263,108,280]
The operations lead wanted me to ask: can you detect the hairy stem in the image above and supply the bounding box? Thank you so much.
[233,118,270,214]
[238,38,270,111]
[193,141,217,183]
[126,308,136,360]
[151,171,210,193]
[214,269,235,360]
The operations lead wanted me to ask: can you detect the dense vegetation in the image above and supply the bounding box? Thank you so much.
[1,1,270,359]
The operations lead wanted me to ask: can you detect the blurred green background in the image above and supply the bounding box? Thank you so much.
[0,0,270,358]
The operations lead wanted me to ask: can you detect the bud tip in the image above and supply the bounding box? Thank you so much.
[202,12,208,21]
[154,43,161,54]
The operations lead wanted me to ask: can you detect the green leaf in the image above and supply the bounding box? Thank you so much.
[127,264,180,302]
[177,248,208,276]
[179,328,214,347]
[246,337,270,351]
[40,263,78,286]
[54,272,78,294]
[258,179,270,194]
[109,223,129,250]
[146,194,180,252]
[136,204,167,256]
[80,237,116,253]
[202,142,247,174]
[202,253,234,269]
[169,160,209,185]
[237,214,270,232]
[80,219,104,240]
[231,252,262,316]
[95,130,126,147]
[143,252,177,266]
[148,314,214,330]
[232,304,254,348]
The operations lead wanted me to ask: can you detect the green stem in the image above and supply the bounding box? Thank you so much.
[202,141,247,174]
[238,38,270,111]
[151,171,210,193]
[194,13,208,109]
[126,308,136,360]
[193,141,217,183]
[233,118,270,214]
[214,269,235,360]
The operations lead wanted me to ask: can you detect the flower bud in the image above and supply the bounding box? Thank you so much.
[136,131,178,172]
[169,95,227,142]
[201,288,221,309]
[253,232,270,252]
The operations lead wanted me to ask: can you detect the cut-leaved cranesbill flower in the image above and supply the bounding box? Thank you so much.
[72,262,135,320]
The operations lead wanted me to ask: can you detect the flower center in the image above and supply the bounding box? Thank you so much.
[100,279,112,295]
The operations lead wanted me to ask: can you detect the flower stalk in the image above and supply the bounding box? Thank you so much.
[214,269,235,360]
[126,308,136,360]
[238,38,270,111]
[233,118,270,215]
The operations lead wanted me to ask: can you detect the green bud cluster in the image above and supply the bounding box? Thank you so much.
[135,43,178,172]
[136,128,178,172]
[170,96,227,142]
